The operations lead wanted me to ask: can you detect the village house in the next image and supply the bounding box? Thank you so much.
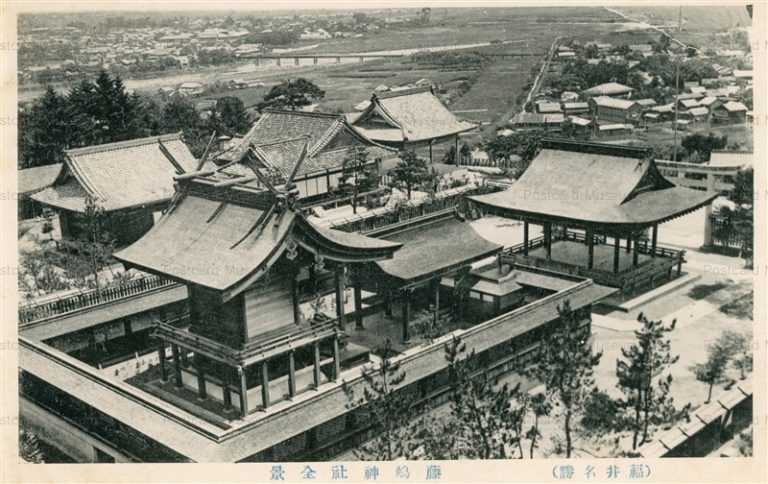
[711,101,748,124]
[582,82,634,99]
[178,81,205,96]
[562,101,589,116]
[589,96,642,125]
[536,102,563,114]
[31,133,199,246]
[683,106,710,124]
[508,112,565,131]
[677,98,700,111]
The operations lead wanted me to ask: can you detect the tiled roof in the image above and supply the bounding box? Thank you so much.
[687,107,709,117]
[376,216,501,282]
[591,96,636,110]
[537,102,562,113]
[583,82,634,96]
[510,113,565,125]
[470,140,716,226]
[32,133,197,212]
[18,163,62,195]
[219,110,344,164]
[357,86,478,142]
[722,101,748,112]
[115,188,401,293]
[634,98,658,107]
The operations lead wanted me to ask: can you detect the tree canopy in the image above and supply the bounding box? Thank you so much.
[257,78,325,111]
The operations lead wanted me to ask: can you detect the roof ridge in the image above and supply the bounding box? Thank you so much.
[253,135,312,148]
[374,85,432,99]
[262,108,343,119]
[65,132,183,157]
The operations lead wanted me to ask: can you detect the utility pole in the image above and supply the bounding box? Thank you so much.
[672,6,682,161]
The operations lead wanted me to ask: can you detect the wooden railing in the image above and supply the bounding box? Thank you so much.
[19,275,177,325]
[330,185,495,234]
[502,230,685,291]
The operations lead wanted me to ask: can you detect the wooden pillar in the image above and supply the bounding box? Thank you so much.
[237,366,248,417]
[651,224,658,258]
[402,289,412,343]
[332,337,341,381]
[313,342,322,389]
[613,234,621,274]
[291,271,301,325]
[196,360,207,400]
[544,222,552,261]
[222,368,232,410]
[587,228,595,270]
[334,265,346,330]
[429,140,434,164]
[633,233,640,268]
[433,277,441,325]
[354,284,363,329]
[455,135,460,166]
[287,351,297,399]
[158,343,168,382]
[261,361,270,409]
[171,344,182,388]
[523,221,529,256]
[384,290,393,317]
[626,235,632,253]
[677,253,683,276]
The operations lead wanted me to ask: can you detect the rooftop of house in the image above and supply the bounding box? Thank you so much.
[469,139,717,226]
[31,133,198,212]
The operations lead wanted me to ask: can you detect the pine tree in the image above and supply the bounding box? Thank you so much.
[616,313,689,449]
[524,301,602,458]
[343,339,418,460]
[691,337,732,404]
[392,149,431,200]
[339,146,377,214]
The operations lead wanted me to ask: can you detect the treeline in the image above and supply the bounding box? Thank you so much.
[412,51,491,69]
[19,70,250,169]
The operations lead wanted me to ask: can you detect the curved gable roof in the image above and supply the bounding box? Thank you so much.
[470,141,716,226]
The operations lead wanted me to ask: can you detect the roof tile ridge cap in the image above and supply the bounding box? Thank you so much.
[65,133,181,157]
[376,85,432,99]
[263,108,342,119]
[310,120,344,156]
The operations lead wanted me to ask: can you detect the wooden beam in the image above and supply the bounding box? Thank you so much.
[287,351,296,399]
[158,344,168,382]
[334,265,346,330]
[261,361,270,409]
[171,344,183,388]
[332,337,341,381]
[402,289,411,343]
[523,221,529,256]
[633,233,640,267]
[354,284,363,329]
[196,365,207,400]
[173,170,216,181]
[313,342,322,390]
[212,175,260,188]
[237,366,248,417]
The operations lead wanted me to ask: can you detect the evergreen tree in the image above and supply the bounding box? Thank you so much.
[18,86,69,168]
[339,146,377,214]
[691,337,732,403]
[524,301,602,458]
[392,149,431,200]
[213,96,251,136]
[257,78,325,111]
[615,314,689,449]
[343,339,418,460]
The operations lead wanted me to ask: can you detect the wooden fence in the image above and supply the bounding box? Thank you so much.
[19,275,176,325]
